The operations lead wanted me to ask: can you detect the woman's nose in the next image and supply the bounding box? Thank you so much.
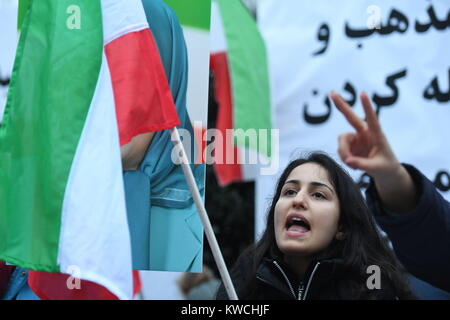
[292,191,307,210]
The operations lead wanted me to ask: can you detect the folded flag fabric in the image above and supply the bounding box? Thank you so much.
[210,0,272,186]
[0,0,178,300]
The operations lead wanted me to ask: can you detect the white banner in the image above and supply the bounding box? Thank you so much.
[254,0,450,236]
[0,0,18,123]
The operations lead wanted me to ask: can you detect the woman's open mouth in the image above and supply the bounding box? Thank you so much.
[285,214,311,237]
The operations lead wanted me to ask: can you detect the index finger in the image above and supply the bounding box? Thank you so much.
[360,92,382,135]
[330,91,366,133]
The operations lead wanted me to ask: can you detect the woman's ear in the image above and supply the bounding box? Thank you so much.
[335,231,346,241]
[335,225,346,241]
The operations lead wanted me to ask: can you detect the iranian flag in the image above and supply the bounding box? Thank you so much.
[210,0,272,186]
[0,0,178,300]
[164,0,211,165]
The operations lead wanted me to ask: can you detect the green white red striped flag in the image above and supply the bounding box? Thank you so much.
[210,0,272,185]
[163,0,211,165]
[0,0,178,300]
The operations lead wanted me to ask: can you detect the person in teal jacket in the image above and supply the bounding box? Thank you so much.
[123,0,205,272]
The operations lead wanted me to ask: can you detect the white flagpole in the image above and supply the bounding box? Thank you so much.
[170,127,238,300]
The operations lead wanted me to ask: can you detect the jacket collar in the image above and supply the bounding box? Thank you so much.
[256,254,346,300]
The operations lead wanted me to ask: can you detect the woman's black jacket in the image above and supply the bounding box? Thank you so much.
[216,255,399,300]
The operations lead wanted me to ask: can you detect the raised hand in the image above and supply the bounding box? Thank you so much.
[331,91,400,179]
[331,91,418,213]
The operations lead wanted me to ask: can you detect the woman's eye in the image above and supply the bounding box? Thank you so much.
[284,189,297,196]
[312,192,326,199]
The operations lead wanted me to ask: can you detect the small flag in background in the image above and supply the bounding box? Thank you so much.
[0,0,178,300]
[210,0,272,186]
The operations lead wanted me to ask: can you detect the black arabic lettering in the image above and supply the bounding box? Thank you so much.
[303,96,332,125]
[343,82,357,107]
[0,77,10,86]
[372,69,407,115]
[303,82,358,125]
[313,23,331,56]
[434,170,450,192]
[423,69,450,103]
[379,9,409,35]
[0,68,11,86]
[346,8,409,39]
[415,5,450,33]
[345,21,375,38]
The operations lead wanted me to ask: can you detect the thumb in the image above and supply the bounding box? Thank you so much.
[344,156,376,172]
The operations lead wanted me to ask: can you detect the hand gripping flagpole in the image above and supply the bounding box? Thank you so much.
[170,127,238,300]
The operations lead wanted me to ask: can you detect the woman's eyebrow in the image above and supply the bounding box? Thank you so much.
[284,180,334,194]
[310,181,335,194]
[284,179,300,186]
